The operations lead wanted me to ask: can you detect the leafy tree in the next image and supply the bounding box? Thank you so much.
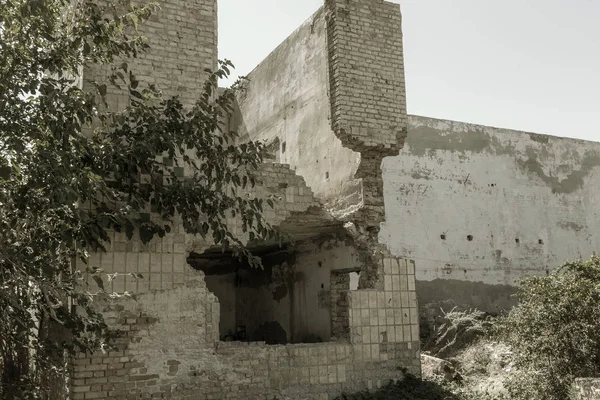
[0,0,274,397]
[501,256,600,400]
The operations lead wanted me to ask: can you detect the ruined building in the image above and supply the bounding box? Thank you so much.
[71,0,420,399]
[70,0,600,398]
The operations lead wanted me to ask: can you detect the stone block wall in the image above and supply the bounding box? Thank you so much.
[70,256,419,399]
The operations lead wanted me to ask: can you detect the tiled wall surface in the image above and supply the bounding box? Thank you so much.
[71,257,419,399]
[84,162,319,295]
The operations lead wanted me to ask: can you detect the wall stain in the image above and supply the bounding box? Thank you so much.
[557,221,584,232]
[516,148,600,194]
[527,133,550,144]
[317,288,330,308]
[272,285,288,302]
[406,125,492,157]
[405,117,600,194]
[493,250,510,266]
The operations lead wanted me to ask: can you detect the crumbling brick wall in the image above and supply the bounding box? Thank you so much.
[71,0,422,397]
[85,162,320,295]
[83,0,217,109]
[325,0,406,151]
[70,256,419,399]
[330,272,351,340]
[325,0,407,231]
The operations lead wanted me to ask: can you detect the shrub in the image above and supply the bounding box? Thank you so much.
[500,256,600,400]
[422,307,492,358]
[335,375,461,400]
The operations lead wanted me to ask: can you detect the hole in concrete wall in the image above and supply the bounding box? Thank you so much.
[188,242,355,346]
[440,234,446,240]
[325,172,329,180]
[281,141,286,154]
[189,244,303,345]
[467,235,473,241]
[515,238,520,244]
[539,239,544,245]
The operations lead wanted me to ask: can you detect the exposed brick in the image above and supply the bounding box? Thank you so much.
[69,0,420,399]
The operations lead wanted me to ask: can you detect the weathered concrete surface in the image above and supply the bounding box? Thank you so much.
[233,0,408,231]
[231,8,363,218]
[381,115,600,310]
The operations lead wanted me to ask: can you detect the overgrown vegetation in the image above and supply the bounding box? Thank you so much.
[422,306,492,358]
[1,0,274,397]
[500,256,600,400]
[335,375,461,400]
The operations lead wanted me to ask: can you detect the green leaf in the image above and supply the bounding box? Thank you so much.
[0,165,11,180]
[92,276,105,291]
[98,84,107,98]
[130,14,139,30]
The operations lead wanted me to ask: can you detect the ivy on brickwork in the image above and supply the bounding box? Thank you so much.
[0,0,274,397]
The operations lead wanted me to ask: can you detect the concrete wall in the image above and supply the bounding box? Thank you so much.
[231,8,363,218]
[233,0,408,228]
[381,115,600,311]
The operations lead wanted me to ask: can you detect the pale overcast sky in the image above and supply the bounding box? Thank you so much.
[218,0,600,141]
